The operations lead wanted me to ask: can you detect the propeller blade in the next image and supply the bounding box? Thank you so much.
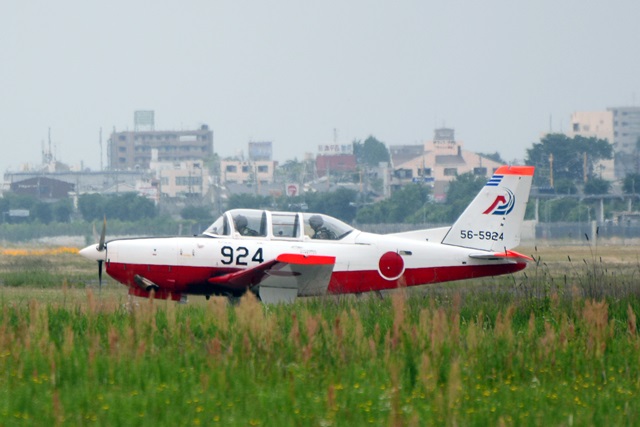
[98,216,106,252]
[98,260,103,290]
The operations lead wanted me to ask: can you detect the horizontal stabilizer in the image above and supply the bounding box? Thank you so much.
[468,250,533,262]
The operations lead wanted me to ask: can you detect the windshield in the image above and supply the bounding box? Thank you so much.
[303,213,353,240]
[203,214,230,236]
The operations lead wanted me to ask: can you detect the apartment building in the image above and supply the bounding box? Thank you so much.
[568,111,615,180]
[109,125,213,170]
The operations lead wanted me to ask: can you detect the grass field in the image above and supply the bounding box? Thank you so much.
[0,243,640,425]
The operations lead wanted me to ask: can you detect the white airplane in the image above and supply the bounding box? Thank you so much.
[80,165,534,304]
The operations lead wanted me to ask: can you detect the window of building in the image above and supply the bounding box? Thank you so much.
[242,165,250,173]
[176,176,202,186]
[418,168,432,176]
[226,165,237,173]
[119,135,126,141]
[119,157,126,163]
[118,146,126,152]
[257,165,269,173]
[473,167,487,176]
[443,168,457,176]
[573,123,579,132]
[394,169,412,179]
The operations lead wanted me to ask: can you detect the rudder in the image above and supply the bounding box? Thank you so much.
[441,165,535,251]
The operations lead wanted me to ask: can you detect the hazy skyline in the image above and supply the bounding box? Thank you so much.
[2,0,639,174]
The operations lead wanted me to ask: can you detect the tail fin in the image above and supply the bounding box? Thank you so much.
[441,165,534,251]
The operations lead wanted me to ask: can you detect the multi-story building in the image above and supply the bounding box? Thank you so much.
[109,125,213,170]
[568,111,615,181]
[220,159,277,185]
[315,154,357,178]
[150,158,210,199]
[569,107,640,179]
[315,142,357,178]
[390,128,502,201]
[609,107,640,177]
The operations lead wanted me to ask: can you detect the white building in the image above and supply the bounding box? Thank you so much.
[568,111,615,181]
[390,128,502,201]
[149,153,210,198]
[220,159,277,185]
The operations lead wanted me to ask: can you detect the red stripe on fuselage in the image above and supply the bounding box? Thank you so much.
[106,261,526,296]
[327,262,526,294]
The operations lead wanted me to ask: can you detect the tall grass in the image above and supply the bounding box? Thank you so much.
[0,289,638,426]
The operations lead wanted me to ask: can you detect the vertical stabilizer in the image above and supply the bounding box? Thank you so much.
[442,166,534,251]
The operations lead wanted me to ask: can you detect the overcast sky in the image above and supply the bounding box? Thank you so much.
[1,0,639,173]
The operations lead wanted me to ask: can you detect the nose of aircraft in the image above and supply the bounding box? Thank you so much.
[79,244,106,262]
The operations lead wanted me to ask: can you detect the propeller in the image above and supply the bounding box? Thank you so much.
[79,216,108,292]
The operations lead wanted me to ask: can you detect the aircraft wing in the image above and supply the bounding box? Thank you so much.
[208,253,336,303]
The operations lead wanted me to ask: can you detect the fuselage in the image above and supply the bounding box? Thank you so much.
[99,229,526,299]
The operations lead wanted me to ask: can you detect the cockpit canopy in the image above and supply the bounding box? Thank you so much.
[203,209,354,241]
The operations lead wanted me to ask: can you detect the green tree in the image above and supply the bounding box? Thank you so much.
[553,179,578,195]
[355,184,430,224]
[623,173,640,194]
[78,193,156,222]
[584,177,610,195]
[444,173,487,222]
[541,198,580,222]
[105,193,156,221]
[32,202,53,224]
[278,159,306,184]
[526,134,612,187]
[53,199,73,222]
[306,188,357,222]
[353,136,390,167]
[227,193,272,210]
[2,193,36,210]
[181,205,214,222]
[78,193,106,221]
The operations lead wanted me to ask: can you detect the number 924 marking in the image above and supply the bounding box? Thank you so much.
[460,230,503,241]
[220,246,264,266]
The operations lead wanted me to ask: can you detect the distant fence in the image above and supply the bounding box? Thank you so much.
[536,222,640,241]
[355,223,445,234]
